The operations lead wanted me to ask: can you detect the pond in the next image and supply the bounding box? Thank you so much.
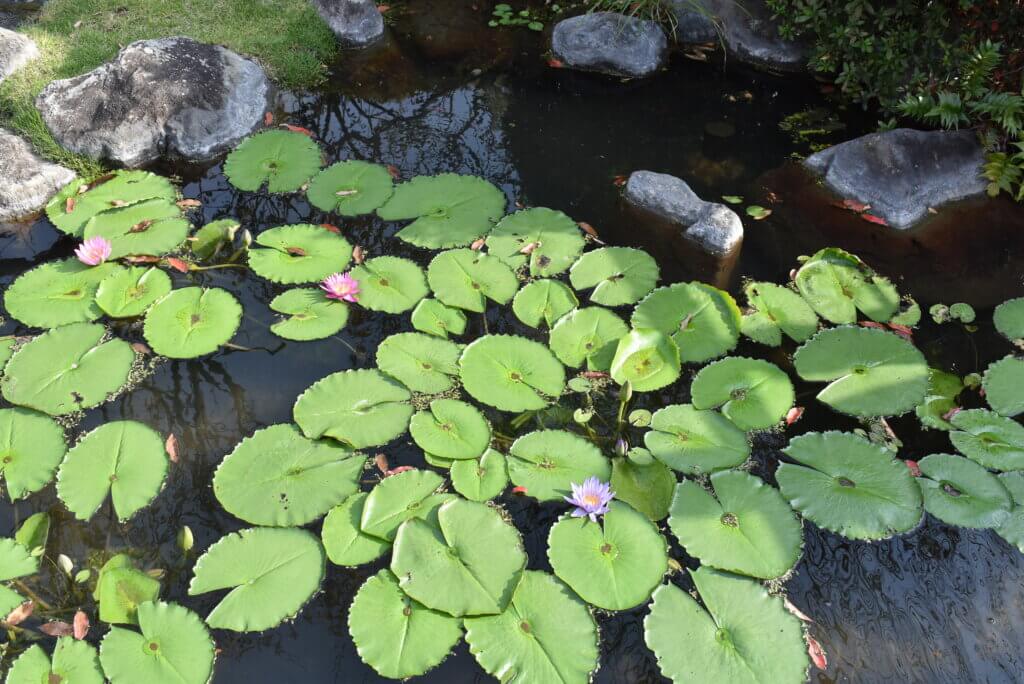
[2,7,1024,684]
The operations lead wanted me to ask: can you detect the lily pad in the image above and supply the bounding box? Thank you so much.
[632,283,740,364]
[361,469,453,542]
[190,218,240,261]
[14,512,49,554]
[549,306,628,371]
[610,457,675,521]
[83,199,189,258]
[609,328,681,392]
[188,527,325,631]
[322,492,391,567]
[248,224,354,284]
[213,424,364,526]
[996,472,1024,552]
[95,555,160,625]
[569,247,659,306]
[917,453,1012,528]
[350,256,430,313]
[348,569,463,679]
[143,288,242,358]
[294,369,412,448]
[6,639,103,684]
[4,259,121,328]
[547,500,668,610]
[486,208,586,276]
[459,335,565,411]
[644,404,750,474]
[306,160,394,215]
[224,130,322,193]
[376,332,461,394]
[644,568,808,684]
[427,249,519,313]
[391,498,527,616]
[464,571,599,684]
[410,399,491,460]
[507,429,611,501]
[269,288,349,341]
[450,449,509,501]
[0,538,37,616]
[377,174,506,248]
[994,297,1024,342]
[983,356,1024,417]
[411,298,468,338]
[795,247,899,323]
[512,279,579,329]
[99,601,215,684]
[0,409,66,500]
[95,266,172,318]
[47,171,176,237]
[669,470,802,579]
[740,281,819,346]
[690,357,794,431]
[949,409,1024,471]
[1,323,135,416]
[777,431,923,539]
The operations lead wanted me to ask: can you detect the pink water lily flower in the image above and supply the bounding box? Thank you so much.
[565,477,614,522]
[75,236,112,266]
[320,272,360,303]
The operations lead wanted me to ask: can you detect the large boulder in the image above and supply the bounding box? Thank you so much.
[36,37,271,167]
[673,0,807,71]
[804,128,988,230]
[311,0,384,48]
[0,128,75,221]
[551,12,668,79]
[0,27,38,83]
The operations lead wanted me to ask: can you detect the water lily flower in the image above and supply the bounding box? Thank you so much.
[564,477,614,522]
[320,272,360,302]
[75,236,112,266]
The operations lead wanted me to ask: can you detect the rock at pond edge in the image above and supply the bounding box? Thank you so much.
[311,0,385,48]
[0,128,75,222]
[0,26,38,84]
[551,12,668,79]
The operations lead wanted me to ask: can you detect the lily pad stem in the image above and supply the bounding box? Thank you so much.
[13,580,52,611]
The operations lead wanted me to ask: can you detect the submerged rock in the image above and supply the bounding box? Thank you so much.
[311,0,384,48]
[36,37,270,167]
[674,0,807,71]
[551,12,668,79]
[0,128,75,221]
[0,26,38,83]
[804,128,988,230]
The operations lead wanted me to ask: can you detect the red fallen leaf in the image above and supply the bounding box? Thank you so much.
[783,597,813,623]
[860,212,888,226]
[905,459,922,477]
[806,634,828,670]
[280,124,314,137]
[386,466,414,477]
[73,610,90,640]
[165,257,190,273]
[887,323,913,340]
[131,342,152,355]
[374,453,390,475]
[386,165,401,180]
[286,246,308,257]
[176,199,202,209]
[320,223,341,234]
[129,219,154,234]
[352,245,365,264]
[65,196,76,213]
[512,486,528,495]
[611,175,627,187]
[547,58,564,69]
[519,241,540,255]
[264,111,273,126]
[124,255,161,264]
[831,198,871,213]
[165,434,179,464]
[39,621,74,637]
[5,600,33,626]
[378,3,390,12]
[470,238,486,251]
[859,321,886,330]
[83,172,116,193]
[942,407,962,421]
[581,371,609,379]
[785,406,804,426]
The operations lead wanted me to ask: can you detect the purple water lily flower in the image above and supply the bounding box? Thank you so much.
[75,236,112,266]
[565,476,614,522]
[320,272,360,303]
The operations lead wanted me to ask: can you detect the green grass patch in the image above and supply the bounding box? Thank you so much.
[0,0,338,177]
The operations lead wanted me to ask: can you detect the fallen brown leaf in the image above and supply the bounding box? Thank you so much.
[165,434,179,464]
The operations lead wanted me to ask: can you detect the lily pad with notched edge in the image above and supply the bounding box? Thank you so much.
[248,224,353,285]
[410,399,491,461]
[690,357,794,431]
[609,328,681,392]
[47,171,176,237]
[459,335,565,411]
[411,298,467,338]
[143,288,242,358]
[994,297,1024,342]
[0,538,37,616]
[294,369,412,449]
[777,431,922,539]
[307,160,394,215]
[512,279,579,329]
[188,527,325,632]
[350,256,430,313]
[486,208,586,276]
[644,403,750,474]
[508,430,611,502]
[0,408,66,501]
[95,555,160,625]
[83,198,189,258]
[95,266,172,318]
[427,249,519,313]
[269,288,349,341]
[549,306,628,371]
[983,356,1024,417]
[190,218,240,261]
[99,601,215,684]
[795,247,899,323]
[376,332,461,394]
[322,492,391,567]
[360,469,451,542]
[569,247,659,306]
[949,409,1024,471]
[610,457,674,521]
[4,259,121,328]
[451,449,509,501]
[917,453,1012,528]
[6,639,103,684]
[740,281,819,346]
[632,283,740,364]
[996,472,1024,552]
[224,130,322,193]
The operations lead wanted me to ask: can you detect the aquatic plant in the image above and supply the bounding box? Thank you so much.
[74,236,112,266]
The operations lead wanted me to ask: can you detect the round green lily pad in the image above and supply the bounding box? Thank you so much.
[549,306,627,371]
[350,256,430,313]
[983,356,1024,417]
[95,555,160,626]
[427,249,519,313]
[644,568,809,684]
[360,469,450,542]
[410,399,491,460]
[188,527,325,632]
[917,453,1012,529]
[143,287,242,358]
[307,160,394,215]
[392,497,527,616]
[740,281,819,346]
[322,492,391,567]
[569,247,659,306]
[224,130,322,193]
[644,403,750,474]
[1,323,135,416]
[47,170,176,237]
[507,429,611,502]
[83,198,189,258]
[450,448,509,501]
[0,408,66,501]
[669,470,802,579]
[411,298,468,338]
[996,472,1024,552]
[547,500,668,610]
[293,369,412,448]
[459,335,565,411]
[269,288,349,341]
[6,638,103,684]
[465,570,599,684]
[486,208,586,277]
[100,601,215,684]
[949,409,1024,471]
[248,224,354,284]
[632,282,740,364]
[609,328,681,392]
[213,424,364,526]
[95,266,172,318]
[609,457,675,521]
[377,174,506,248]
[376,332,461,394]
[795,248,899,323]
[690,357,794,431]
[4,259,121,328]
[994,297,1024,342]
[512,279,579,329]
[777,431,923,539]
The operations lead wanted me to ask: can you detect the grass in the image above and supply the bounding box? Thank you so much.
[0,0,338,177]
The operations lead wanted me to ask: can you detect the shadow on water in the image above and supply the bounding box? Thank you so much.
[2,4,1023,682]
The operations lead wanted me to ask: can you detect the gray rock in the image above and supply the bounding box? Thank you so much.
[311,0,384,48]
[674,0,806,71]
[551,12,667,79]
[0,128,76,221]
[624,170,742,256]
[670,1,716,43]
[804,128,988,230]
[0,27,38,83]
[36,37,270,167]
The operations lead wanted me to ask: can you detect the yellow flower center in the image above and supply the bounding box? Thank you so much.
[582,494,601,507]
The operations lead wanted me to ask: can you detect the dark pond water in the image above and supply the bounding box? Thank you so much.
[2,6,1024,683]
